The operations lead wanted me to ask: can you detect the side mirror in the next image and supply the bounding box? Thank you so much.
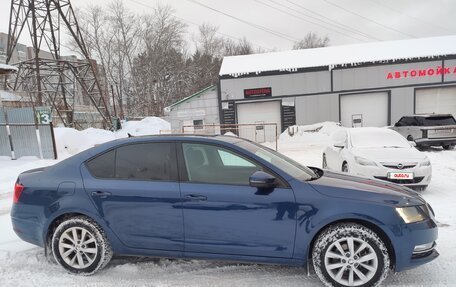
[409,141,417,147]
[249,171,277,189]
[334,142,345,149]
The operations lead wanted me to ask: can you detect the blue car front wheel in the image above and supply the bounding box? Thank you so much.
[312,223,390,287]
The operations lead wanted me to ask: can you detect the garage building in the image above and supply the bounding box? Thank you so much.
[218,35,456,132]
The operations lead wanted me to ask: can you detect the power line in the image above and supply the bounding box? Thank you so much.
[284,0,382,41]
[366,0,455,34]
[256,0,372,42]
[129,0,273,51]
[185,0,299,43]
[322,0,417,38]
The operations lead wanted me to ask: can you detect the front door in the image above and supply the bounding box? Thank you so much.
[179,142,296,258]
[82,142,183,251]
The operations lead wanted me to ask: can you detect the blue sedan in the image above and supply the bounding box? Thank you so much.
[11,135,438,286]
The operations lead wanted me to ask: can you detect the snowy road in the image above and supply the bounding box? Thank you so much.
[0,144,455,286]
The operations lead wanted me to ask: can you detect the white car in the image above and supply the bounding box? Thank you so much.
[322,127,432,190]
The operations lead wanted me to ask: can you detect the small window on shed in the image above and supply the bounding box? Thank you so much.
[86,149,116,178]
[193,119,204,129]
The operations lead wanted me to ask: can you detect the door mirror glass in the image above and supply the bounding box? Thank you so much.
[249,171,276,189]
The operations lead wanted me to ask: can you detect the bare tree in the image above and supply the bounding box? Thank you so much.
[132,5,189,116]
[293,32,330,49]
[67,1,142,119]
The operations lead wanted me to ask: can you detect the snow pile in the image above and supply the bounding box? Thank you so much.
[115,117,171,138]
[279,121,346,146]
[54,117,170,157]
[53,127,94,158]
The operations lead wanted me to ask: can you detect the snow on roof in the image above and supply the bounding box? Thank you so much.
[0,64,18,73]
[168,85,216,109]
[220,35,456,77]
[0,90,22,102]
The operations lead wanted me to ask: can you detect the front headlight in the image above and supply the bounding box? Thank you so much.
[419,158,431,167]
[396,206,428,224]
[355,156,377,166]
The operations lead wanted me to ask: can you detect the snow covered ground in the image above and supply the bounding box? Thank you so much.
[0,121,455,286]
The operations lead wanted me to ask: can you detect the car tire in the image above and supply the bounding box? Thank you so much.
[52,216,113,275]
[312,223,390,287]
[342,162,348,173]
[322,154,328,169]
[442,145,454,150]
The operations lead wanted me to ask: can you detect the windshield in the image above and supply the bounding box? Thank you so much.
[350,129,411,148]
[236,140,316,181]
[416,116,456,126]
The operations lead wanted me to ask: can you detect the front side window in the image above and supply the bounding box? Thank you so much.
[182,143,261,185]
[235,141,316,181]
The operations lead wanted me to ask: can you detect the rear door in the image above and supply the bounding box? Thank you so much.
[179,142,296,258]
[82,142,183,251]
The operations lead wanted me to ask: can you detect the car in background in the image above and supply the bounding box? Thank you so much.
[11,135,439,287]
[391,114,456,150]
[323,128,432,190]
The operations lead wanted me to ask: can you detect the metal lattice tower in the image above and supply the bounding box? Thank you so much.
[6,0,111,128]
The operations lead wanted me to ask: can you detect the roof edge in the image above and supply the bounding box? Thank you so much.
[168,85,216,109]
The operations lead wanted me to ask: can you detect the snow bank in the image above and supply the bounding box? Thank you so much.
[53,117,170,157]
[115,117,171,138]
[279,121,346,146]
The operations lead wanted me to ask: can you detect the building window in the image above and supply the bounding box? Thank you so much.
[193,119,204,129]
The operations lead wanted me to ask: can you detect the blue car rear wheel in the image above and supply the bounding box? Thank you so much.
[51,216,113,275]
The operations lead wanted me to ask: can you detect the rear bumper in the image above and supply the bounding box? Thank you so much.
[415,138,456,146]
[11,216,44,247]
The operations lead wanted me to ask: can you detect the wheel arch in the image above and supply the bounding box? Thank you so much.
[307,218,396,270]
[43,210,119,254]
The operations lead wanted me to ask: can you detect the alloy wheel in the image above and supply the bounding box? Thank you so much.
[58,227,98,269]
[324,237,378,286]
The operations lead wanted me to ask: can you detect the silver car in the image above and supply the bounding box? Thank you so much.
[391,114,456,150]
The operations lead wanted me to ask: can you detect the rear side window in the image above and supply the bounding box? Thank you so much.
[116,143,177,181]
[86,149,115,178]
[416,116,456,126]
[86,142,177,181]
[395,117,417,126]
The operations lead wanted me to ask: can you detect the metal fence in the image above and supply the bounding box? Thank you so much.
[0,107,57,159]
[182,123,278,150]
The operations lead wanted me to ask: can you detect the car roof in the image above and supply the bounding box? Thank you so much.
[402,114,454,118]
[57,134,248,166]
[348,127,397,135]
[111,134,244,144]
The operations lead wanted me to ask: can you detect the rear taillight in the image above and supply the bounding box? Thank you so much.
[13,182,24,204]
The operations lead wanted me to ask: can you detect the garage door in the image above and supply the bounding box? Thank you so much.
[416,87,456,116]
[237,101,281,143]
[340,92,389,127]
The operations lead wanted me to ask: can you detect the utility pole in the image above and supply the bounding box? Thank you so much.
[6,0,112,128]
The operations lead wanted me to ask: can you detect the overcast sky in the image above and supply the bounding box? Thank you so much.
[1,0,456,53]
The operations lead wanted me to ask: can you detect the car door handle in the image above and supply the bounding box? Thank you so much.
[185,194,207,201]
[91,191,112,198]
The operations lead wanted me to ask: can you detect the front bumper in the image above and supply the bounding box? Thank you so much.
[390,218,439,272]
[351,164,432,188]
